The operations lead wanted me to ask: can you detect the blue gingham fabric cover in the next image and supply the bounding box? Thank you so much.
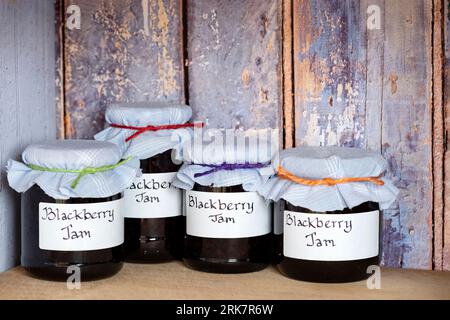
[94,102,193,161]
[173,130,278,191]
[257,146,399,211]
[7,140,140,200]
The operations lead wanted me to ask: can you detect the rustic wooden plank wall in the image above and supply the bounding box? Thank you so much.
[381,0,433,269]
[433,0,445,271]
[282,0,295,148]
[62,0,285,132]
[293,0,434,269]
[443,0,450,271]
[294,0,367,147]
[15,0,445,271]
[186,0,283,129]
[62,0,185,138]
[0,0,57,272]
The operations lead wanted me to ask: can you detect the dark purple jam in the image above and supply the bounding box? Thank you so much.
[277,201,380,283]
[21,186,123,281]
[183,184,272,274]
[124,150,184,262]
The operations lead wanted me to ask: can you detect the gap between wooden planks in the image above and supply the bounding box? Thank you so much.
[432,0,445,271]
[0,262,449,300]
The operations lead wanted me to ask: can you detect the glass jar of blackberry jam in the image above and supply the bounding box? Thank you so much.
[21,186,124,281]
[259,146,398,283]
[124,150,184,262]
[94,102,195,263]
[278,200,380,283]
[184,184,272,273]
[7,140,140,281]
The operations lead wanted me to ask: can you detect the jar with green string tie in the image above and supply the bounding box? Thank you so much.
[7,140,140,281]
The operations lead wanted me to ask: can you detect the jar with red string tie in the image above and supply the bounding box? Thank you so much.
[95,102,201,263]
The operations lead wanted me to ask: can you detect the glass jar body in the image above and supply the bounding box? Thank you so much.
[277,201,381,283]
[124,150,184,262]
[183,184,272,274]
[21,186,123,281]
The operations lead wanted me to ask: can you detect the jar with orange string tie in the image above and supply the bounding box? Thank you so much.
[258,147,399,283]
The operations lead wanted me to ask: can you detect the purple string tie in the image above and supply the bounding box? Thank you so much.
[193,162,269,178]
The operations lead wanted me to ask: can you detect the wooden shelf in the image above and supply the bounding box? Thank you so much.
[0,262,449,300]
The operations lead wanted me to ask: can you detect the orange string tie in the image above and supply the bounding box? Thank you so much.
[277,166,384,186]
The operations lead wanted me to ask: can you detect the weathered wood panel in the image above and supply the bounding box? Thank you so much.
[64,0,185,138]
[55,0,65,138]
[294,0,367,147]
[293,0,433,269]
[433,0,445,271]
[381,0,433,269]
[364,0,384,152]
[443,0,450,271]
[283,0,294,148]
[0,0,57,272]
[186,0,283,129]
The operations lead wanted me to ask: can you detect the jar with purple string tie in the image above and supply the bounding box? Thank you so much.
[173,131,277,273]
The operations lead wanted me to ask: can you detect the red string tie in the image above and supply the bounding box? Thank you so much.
[110,122,205,142]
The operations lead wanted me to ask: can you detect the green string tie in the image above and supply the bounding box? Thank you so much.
[27,157,133,189]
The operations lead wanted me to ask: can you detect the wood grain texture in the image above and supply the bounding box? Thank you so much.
[364,0,384,152]
[0,263,449,299]
[433,0,445,271]
[294,0,367,147]
[55,0,65,139]
[64,0,185,139]
[186,0,283,129]
[381,0,433,270]
[0,0,57,272]
[443,0,450,271]
[293,0,433,269]
[283,0,294,148]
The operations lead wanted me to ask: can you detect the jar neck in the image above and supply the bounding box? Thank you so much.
[140,149,181,173]
[284,200,380,214]
[192,184,245,193]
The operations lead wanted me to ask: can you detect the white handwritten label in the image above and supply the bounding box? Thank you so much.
[39,199,124,251]
[186,190,271,238]
[284,210,379,261]
[123,172,182,218]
